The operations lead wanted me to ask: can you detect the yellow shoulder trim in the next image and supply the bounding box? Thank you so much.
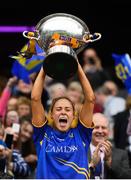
[32,118,47,128]
[79,118,94,129]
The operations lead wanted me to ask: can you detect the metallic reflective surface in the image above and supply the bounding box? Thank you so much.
[35,13,90,52]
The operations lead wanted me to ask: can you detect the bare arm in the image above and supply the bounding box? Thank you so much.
[0,76,17,122]
[31,68,46,127]
[77,61,95,127]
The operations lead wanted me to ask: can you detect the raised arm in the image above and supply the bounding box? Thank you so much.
[31,67,46,127]
[0,76,17,122]
[77,61,95,127]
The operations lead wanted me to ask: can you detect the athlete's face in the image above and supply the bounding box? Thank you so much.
[51,99,74,132]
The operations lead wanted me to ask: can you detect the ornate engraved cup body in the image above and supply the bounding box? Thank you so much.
[23,13,101,79]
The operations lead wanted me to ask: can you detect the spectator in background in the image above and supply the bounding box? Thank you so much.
[20,115,37,178]
[0,125,7,175]
[0,139,7,173]
[12,79,33,98]
[47,83,66,100]
[4,126,31,178]
[4,110,19,128]
[7,97,18,112]
[46,83,66,112]
[103,80,128,99]
[82,48,111,90]
[95,85,126,141]
[0,125,5,140]
[103,80,119,96]
[17,96,32,118]
[66,81,84,114]
[0,76,17,121]
[113,95,131,167]
[95,85,126,118]
[0,138,14,179]
[89,113,131,179]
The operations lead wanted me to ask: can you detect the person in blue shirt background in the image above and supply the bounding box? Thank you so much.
[31,59,95,179]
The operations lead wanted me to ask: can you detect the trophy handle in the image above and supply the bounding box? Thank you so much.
[76,32,101,55]
[23,30,40,41]
[83,32,102,43]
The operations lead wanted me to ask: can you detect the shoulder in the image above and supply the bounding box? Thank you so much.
[113,111,129,127]
[112,147,128,156]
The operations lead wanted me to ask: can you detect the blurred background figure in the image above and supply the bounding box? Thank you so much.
[4,110,19,128]
[0,138,14,179]
[89,113,131,179]
[4,126,31,179]
[0,76,18,122]
[82,48,111,90]
[7,97,18,112]
[113,95,131,167]
[103,80,128,99]
[12,79,33,98]
[20,115,37,178]
[66,81,84,113]
[95,85,126,141]
[46,82,67,112]
[17,96,32,118]
[0,74,36,178]
[95,85,126,118]
[103,80,119,96]
[0,124,5,140]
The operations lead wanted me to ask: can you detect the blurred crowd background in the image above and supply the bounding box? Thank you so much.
[0,1,131,178]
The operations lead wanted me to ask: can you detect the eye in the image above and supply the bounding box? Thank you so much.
[102,126,107,130]
[56,108,61,111]
[66,108,71,112]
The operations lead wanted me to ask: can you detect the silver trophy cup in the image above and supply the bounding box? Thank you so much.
[23,13,101,79]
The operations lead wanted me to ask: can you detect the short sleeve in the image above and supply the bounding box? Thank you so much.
[33,122,51,143]
[77,121,93,147]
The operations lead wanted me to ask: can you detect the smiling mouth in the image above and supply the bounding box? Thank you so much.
[95,134,105,139]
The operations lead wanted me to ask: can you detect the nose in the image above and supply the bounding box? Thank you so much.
[97,127,103,133]
[61,109,66,114]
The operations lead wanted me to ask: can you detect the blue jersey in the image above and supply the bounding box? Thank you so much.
[33,121,93,179]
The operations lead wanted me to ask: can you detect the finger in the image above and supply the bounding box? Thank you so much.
[101,141,112,150]
[95,143,103,153]
[105,140,112,147]
[100,144,112,157]
[100,143,110,152]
